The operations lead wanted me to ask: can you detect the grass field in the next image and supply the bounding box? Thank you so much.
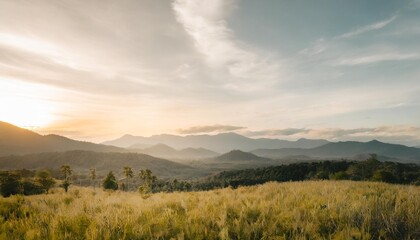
[1,181,419,239]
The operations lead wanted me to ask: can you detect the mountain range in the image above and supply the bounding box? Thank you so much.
[1,120,419,175]
[251,140,420,163]
[103,133,329,152]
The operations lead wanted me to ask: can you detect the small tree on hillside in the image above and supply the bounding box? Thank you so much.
[123,166,133,191]
[103,171,118,190]
[89,168,97,190]
[60,165,72,192]
[35,170,56,194]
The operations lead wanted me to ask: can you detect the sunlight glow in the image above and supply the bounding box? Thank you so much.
[0,78,57,128]
[0,32,59,56]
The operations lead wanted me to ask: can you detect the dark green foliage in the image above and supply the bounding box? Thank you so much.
[61,180,71,192]
[22,179,44,195]
[0,172,22,197]
[35,170,56,193]
[372,169,397,183]
[103,171,118,190]
[330,171,349,180]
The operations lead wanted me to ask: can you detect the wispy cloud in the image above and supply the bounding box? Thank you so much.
[301,15,397,56]
[337,15,397,39]
[245,128,310,137]
[172,0,280,88]
[177,124,246,134]
[334,52,420,66]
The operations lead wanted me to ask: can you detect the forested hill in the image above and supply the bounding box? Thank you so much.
[198,156,420,189]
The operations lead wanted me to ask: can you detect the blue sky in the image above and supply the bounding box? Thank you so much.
[0,0,419,145]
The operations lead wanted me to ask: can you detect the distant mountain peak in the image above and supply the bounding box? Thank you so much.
[122,134,134,138]
[215,149,270,162]
[147,143,176,151]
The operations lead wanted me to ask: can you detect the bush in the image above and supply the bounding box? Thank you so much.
[22,179,45,195]
[0,172,22,197]
[102,171,118,190]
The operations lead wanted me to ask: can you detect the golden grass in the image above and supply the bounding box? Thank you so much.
[0,181,419,239]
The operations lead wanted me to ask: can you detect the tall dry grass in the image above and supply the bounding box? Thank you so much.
[0,181,419,239]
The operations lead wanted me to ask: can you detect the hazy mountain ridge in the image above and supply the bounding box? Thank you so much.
[214,150,271,162]
[0,121,124,156]
[103,132,330,152]
[129,143,219,159]
[252,140,420,163]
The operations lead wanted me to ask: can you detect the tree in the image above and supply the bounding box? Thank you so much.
[372,169,397,183]
[60,165,72,192]
[22,179,44,195]
[103,171,118,190]
[138,169,157,194]
[0,172,22,197]
[35,170,56,194]
[123,166,133,191]
[89,168,97,190]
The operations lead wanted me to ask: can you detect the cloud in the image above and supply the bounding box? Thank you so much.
[177,124,246,134]
[172,0,280,89]
[334,52,420,66]
[306,126,420,145]
[242,126,420,146]
[337,15,397,39]
[306,128,374,139]
[245,128,310,137]
[301,15,397,56]
[408,0,420,10]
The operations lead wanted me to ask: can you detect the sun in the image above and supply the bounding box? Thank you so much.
[0,78,56,128]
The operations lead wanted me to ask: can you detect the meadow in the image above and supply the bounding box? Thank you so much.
[0,181,419,240]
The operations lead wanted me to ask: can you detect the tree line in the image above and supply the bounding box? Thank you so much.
[1,155,419,197]
[196,154,420,189]
[0,165,161,197]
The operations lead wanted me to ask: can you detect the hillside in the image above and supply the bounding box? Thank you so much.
[0,121,124,156]
[103,133,329,152]
[129,144,219,159]
[0,150,198,179]
[252,140,420,163]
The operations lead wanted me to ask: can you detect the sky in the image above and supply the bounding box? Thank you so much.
[0,0,420,146]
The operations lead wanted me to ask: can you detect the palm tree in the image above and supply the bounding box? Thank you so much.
[89,168,96,190]
[60,165,72,192]
[123,166,133,191]
[139,169,156,194]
